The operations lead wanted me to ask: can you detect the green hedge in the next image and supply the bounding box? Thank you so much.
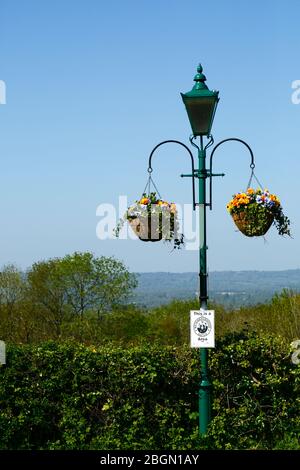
[0,332,299,450]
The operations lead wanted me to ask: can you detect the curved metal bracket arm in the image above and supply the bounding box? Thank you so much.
[209,137,255,210]
[148,140,196,210]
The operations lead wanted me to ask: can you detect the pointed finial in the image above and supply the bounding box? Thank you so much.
[193,63,208,90]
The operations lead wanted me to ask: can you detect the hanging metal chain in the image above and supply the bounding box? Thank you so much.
[140,169,162,200]
[246,163,265,191]
[141,176,150,197]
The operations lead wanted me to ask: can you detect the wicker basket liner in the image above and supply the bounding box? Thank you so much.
[232,209,274,237]
[128,213,175,242]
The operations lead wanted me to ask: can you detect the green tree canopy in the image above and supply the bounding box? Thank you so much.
[27,253,137,324]
[0,264,26,340]
[27,258,69,337]
[0,264,24,314]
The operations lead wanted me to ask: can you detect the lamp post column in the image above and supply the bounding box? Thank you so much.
[181,63,219,435]
[198,136,211,434]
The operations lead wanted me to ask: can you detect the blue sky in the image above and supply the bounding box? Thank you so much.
[0,0,299,273]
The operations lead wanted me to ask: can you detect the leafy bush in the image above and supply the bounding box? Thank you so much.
[208,332,300,449]
[0,332,299,450]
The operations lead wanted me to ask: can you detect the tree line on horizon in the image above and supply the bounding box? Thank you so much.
[0,251,299,345]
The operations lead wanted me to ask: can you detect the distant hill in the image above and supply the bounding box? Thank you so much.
[131,270,300,308]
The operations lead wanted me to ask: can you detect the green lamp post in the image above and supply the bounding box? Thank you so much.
[181,64,219,435]
[146,63,255,436]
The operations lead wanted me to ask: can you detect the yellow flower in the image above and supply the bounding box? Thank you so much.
[170,203,177,214]
[140,197,149,205]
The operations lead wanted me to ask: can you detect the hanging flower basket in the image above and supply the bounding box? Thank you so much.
[114,192,184,249]
[227,188,291,238]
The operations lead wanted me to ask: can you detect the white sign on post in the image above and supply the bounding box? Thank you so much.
[0,340,6,365]
[190,309,215,348]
